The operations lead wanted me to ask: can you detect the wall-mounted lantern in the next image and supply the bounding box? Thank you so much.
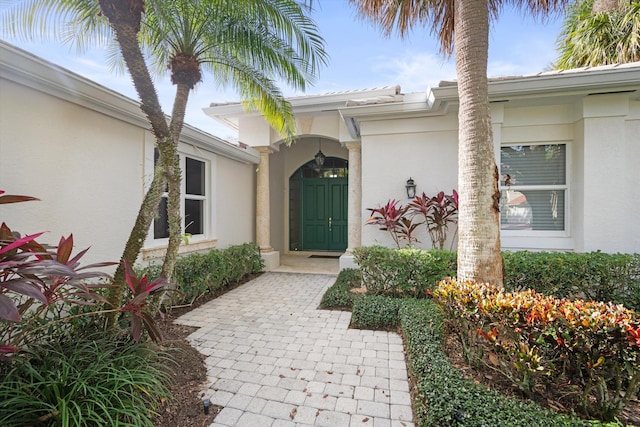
[405,177,416,198]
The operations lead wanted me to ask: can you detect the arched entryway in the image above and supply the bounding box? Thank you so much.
[289,157,348,252]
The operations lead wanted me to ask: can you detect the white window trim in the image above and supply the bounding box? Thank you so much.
[499,141,571,239]
[142,135,217,250]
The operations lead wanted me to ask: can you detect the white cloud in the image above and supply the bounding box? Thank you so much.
[372,51,457,93]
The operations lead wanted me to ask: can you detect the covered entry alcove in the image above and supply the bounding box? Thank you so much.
[289,155,348,252]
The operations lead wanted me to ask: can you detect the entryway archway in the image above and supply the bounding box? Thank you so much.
[289,157,348,252]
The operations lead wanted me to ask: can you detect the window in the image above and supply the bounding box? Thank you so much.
[500,144,567,232]
[153,149,207,239]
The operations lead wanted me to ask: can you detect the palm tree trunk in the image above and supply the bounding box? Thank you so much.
[160,83,191,280]
[454,0,503,286]
[159,144,181,281]
[592,0,623,13]
[107,166,165,309]
[98,0,178,327]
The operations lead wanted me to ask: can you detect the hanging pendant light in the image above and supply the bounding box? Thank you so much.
[314,138,326,168]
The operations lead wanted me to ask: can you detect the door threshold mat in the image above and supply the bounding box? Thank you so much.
[309,254,341,259]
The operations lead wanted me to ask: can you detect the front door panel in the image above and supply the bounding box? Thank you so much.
[301,178,347,251]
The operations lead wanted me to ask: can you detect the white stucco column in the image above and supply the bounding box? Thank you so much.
[340,141,362,270]
[255,146,280,270]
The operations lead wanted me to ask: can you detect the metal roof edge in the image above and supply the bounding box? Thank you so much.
[432,62,640,102]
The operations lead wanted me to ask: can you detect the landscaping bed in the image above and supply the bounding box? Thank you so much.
[323,261,640,427]
[152,272,261,427]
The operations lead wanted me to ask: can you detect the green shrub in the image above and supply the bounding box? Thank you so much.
[503,251,640,311]
[352,247,640,310]
[400,299,597,427]
[319,268,361,309]
[223,243,265,282]
[353,246,456,298]
[141,242,264,308]
[0,333,171,427]
[350,295,402,329]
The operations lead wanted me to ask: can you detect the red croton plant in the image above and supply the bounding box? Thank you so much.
[0,190,168,355]
[434,278,640,422]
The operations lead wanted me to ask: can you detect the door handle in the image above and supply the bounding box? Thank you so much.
[328,217,332,232]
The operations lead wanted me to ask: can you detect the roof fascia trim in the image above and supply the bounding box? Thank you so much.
[432,66,640,102]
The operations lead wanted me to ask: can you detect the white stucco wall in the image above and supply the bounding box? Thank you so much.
[1,42,260,271]
[0,78,143,267]
[360,114,459,250]
[579,94,640,253]
[357,92,640,254]
[215,156,256,248]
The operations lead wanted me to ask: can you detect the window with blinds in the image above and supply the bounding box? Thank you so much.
[500,144,567,232]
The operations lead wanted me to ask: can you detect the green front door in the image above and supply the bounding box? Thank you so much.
[301,178,348,251]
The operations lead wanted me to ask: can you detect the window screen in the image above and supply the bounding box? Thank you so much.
[500,144,567,231]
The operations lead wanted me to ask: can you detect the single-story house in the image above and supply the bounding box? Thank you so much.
[0,41,258,268]
[204,62,640,270]
[2,40,639,272]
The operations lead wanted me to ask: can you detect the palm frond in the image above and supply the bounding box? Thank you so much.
[555,0,640,68]
[0,0,111,53]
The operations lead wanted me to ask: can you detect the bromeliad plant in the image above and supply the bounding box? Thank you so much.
[0,190,168,354]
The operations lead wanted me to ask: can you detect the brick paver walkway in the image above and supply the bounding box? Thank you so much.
[175,272,414,427]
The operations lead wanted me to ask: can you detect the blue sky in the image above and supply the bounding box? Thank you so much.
[1,1,565,139]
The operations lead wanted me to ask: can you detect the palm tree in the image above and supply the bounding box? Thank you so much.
[2,0,327,326]
[555,0,640,69]
[348,0,569,286]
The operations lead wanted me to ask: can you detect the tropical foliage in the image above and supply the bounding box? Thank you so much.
[366,190,458,250]
[408,190,459,250]
[0,334,171,427]
[1,0,327,330]
[434,278,640,421]
[366,199,416,248]
[555,0,640,69]
[0,190,169,358]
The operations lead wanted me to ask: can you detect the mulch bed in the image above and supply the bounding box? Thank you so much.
[152,274,261,427]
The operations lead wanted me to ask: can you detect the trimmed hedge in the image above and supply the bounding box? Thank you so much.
[350,295,402,329]
[141,242,264,307]
[400,299,598,427]
[503,251,640,311]
[353,246,457,298]
[353,246,640,311]
[319,268,362,309]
